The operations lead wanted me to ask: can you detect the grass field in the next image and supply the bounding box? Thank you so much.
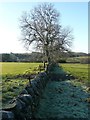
[61,63,89,84]
[66,56,90,64]
[0,62,43,108]
[1,62,88,80]
[0,62,89,108]
[1,62,43,77]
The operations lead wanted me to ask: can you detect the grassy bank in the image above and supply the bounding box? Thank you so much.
[61,64,88,84]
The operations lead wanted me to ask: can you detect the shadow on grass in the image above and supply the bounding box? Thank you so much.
[33,66,89,120]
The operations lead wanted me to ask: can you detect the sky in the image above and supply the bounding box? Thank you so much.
[0,1,88,53]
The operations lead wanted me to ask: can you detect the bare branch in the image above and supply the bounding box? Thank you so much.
[19,3,73,63]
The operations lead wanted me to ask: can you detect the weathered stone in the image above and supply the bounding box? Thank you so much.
[31,80,37,87]
[39,72,47,78]
[37,73,47,86]
[31,80,39,88]
[35,78,44,89]
[20,89,28,94]
[18,94,33,105]
[28,82,40,106]
[25,86,39,104]
[0,110,14,120]
[14,98,26,111]
[31,80,42,95]
[31,83,40,97]
[22,106,32,119]
[34,77,41,82]
[25,86,35,96]
[31,81,38,92]
[12,99,27,120]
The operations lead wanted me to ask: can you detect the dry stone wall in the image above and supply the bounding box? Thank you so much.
[1,72,48,120]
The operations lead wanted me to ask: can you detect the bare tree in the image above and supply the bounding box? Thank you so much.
[19,3,73,64]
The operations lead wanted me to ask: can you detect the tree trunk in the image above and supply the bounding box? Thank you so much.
[43,61,46,69]
[46,49,51,63]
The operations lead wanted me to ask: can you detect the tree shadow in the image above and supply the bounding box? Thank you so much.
[33,67,89,120]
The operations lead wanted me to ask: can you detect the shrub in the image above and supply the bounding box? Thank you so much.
[58,59,66,63]
[38,65,45,72]
[80,58,90,64]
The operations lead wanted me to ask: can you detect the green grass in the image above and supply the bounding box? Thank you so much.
[0,62,44,108]
[2,78,29,108]
[1,62,43,77]
[61,64,89,83]
[66,56,89,63]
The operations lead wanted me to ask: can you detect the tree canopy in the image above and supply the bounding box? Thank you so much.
[20,3,73,63]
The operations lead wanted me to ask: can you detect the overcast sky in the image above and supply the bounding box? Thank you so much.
[0,1,88,53]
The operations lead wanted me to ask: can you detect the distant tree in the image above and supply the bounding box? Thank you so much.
[2,54,10,62]
[19,3,73,64]
[2,53,17,62]
[9,53,17,62]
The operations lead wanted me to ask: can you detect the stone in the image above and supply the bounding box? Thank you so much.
[25,86,38,103]
[22,106,32,119]
[20,89,28,95]
[18,94,33,105]
[0,110,14,120]
[31,84,40,97]
[31,80,38,88]
[31,80,42,94]
[86,87,90,92]
[25,86,35,96]
[14,98,26,111]
[39,72,47,77]
[37,72,48,83]
[12,99,26,119]
[36,78,44,89]
[31,81,38,92]
[34,77,41,83]
[31,80,37,88]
